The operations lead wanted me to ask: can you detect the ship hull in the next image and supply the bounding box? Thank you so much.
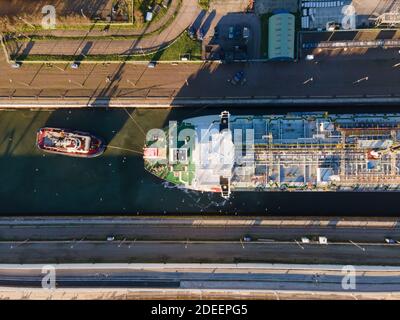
[144,112,400,198]
[36,128,105,158]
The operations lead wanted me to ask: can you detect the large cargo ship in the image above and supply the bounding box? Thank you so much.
[144,111,400,198]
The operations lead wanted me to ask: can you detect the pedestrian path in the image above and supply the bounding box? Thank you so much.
[12,0,201,56]
[32,0,183,38]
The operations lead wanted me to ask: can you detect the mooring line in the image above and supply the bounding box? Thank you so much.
[107,145,143,155]
[123,107,146,137]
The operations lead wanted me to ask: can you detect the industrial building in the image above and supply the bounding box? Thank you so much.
[268,11,295,60]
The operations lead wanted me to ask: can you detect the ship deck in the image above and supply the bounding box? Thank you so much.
[181,113,400,193]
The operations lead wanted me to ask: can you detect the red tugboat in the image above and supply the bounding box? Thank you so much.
[36,128,105,158]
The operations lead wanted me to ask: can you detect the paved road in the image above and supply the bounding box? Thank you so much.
[1,50,400,103]
[2,263,400,292]
[3,263,400,298]
[1,240,400,265]
[1,223,399,242]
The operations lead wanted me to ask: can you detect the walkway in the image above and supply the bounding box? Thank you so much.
[10,0,201,56]
[31,0,184,37]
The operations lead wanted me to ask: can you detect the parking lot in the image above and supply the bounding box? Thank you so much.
[200,12,261,60]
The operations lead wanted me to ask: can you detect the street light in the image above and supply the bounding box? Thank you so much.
[10,239,29,249]
[303,77,314,85]
[68,79,83,87]
[53,64,66,72]
[294,239,304,250]
[128,239,136,248]
[18,16,35,29]
[16,239,29,247]
[70,239,76,249]
[70,237,84,249]
[349,240,366,251]
[353,76,368,84]
[118,238,126,247]
[127,79,135,87]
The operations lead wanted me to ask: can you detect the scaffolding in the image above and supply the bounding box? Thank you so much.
[234,123,400,187]
[375,1,400,27]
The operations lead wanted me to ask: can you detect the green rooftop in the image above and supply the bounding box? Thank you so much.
[268,13,295,60]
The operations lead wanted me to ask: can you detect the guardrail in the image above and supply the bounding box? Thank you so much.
[0,89,400,105]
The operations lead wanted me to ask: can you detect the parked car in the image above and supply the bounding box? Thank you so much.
[385,238,397,244]
[242,235,252,242]
[305,54,314,61]
[10,62,21,69]
[70,62,80,69]
[231,71,246,85]
[197,28,205,41]
[188,26,196,39]
[228,26,234,39]
[243,27,250,39]
[301,237,310,243]
[106,236,115,241]
[326,21,340,31]
[318,236,328,244]
[148,61,156,68]
[214,26,219,39]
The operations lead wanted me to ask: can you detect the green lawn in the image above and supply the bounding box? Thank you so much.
[13,32,202,62]
[155,31,202,61]
[6,0,178,33]
[198,0,210,10]
[259,13,272,59]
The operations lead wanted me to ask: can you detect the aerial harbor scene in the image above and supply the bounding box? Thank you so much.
[1,0,400,306]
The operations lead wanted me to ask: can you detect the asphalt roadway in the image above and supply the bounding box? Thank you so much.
[1,239,399,265]
[1,49,400,104]
[1,223,400,242]
[2,263,400,292]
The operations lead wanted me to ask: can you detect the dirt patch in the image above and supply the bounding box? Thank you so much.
[0,0,114,19]
[210,0,249,14]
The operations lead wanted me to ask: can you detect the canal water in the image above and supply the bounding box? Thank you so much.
[1,106,400,216]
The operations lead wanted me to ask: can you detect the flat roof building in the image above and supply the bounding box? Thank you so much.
[268,12,295,60]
